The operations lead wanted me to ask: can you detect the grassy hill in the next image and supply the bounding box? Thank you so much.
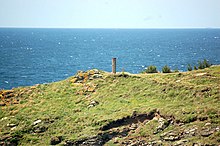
[0,66,220,145]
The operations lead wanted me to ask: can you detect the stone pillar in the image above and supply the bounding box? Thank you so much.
[112,58,116,74]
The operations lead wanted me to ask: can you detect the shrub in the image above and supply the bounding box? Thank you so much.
[194,65,198,70]
[187,64,192,71]
[162,65,171,73]
[174,68,179,73]
[143,65,158,73]
[203,59,211,68]
[198,61,205,69]
[198,59,211,69]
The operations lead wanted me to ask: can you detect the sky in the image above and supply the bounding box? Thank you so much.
[0,0,220,28]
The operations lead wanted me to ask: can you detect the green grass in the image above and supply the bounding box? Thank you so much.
[0,66,220,145]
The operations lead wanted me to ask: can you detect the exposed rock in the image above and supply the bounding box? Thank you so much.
[160,131,180,141]
[6,123,17,128]
[0,89,16,106]
[10,126,17,131]
[200,128,214,137]
[65,111,159,146]
[184,126,198,136]
[91,74,103,79]
[1,117,8,121]
[33,125,47,133]
[153,117,171,134]
[71,69,103,85]
[1,90,14,96]
[0,134,22,146]
[195,73,207,77]
[92,69,99,74]
[129,123,138,130]
[50,136,62,145]
[0,101,6,106]
[163,135,180,141]
[88,100,99,108]
[204,122,211,126]
[174,139,189,146]
[147,140,163,145]
[198,116,208,121]
[33,119,42,125]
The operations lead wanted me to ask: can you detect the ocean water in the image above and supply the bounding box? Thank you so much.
[0,28,220,89]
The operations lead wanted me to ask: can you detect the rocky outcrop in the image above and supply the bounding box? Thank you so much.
[50,136,63,145]
[70,69,103,84]
[70,69,103,95]
[0,90,18,106]
[63,109,220,146]
[0,84,41,106]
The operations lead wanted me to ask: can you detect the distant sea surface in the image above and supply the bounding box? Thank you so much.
[0,28,220,89]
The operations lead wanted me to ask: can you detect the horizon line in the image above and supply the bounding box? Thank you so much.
[0,26,220,29]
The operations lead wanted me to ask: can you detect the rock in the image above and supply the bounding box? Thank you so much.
[0,102,6,106]
[147,140,162,145]
[0,135,12,141]
[5,93,14,98]
[163,135,180,141]
[184,126,198,136]
[113,138,119,144]
[33,119,42,125]
[70,78,78,83]
[1,117,8,121]
[193,143,202,146]
[198,116,208,121]
[33,125,47,133]
[11,126,17,130]
[88,100,99,108]
[201,129,214,137]
[154,117,170,134]
[205,122,211,126]
[195,73,207,77]
[92,74,103,79]
[2,90,13,96]
[87,86,96,92]
[7,123,17,127]
[174,139,189,146]
[129,123,138,130]
[0,134,21,146]
[93,69,99,74]
[50,136,62,145]
[161,131,180,141]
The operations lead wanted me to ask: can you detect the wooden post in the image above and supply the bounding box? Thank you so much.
[112,58,116,74]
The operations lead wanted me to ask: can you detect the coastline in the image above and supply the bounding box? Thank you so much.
[0,66,220,145]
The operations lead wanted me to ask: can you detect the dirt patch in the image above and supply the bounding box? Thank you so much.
[100,110,156,131]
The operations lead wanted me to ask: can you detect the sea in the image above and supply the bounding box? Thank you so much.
[0,28,220,89]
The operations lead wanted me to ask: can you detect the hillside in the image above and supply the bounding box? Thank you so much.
[0,66,220,145]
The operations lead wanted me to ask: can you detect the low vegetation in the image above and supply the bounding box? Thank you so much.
[187,64,193,71]
[142,65,158,73]
[162,65,172,73]
[198,59,211,69]
[0,66,220,145]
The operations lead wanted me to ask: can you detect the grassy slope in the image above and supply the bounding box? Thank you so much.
[0,66,220,145]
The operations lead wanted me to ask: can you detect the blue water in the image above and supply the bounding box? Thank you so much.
[0,28,220,89]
